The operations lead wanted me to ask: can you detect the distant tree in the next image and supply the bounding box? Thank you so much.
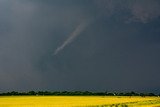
[37,91,44,95]
[10,91,19,95]
[52,91,61,95]
[130,91,139,96]
[43,91,51,95]
[107,93,114,96]
[28,91,36,95]
[140,93,145,97]
[104,91,108,95]
[0,91,158,96]
[147,93,155,96]
[118,93,124,96]
[95,92,105,96]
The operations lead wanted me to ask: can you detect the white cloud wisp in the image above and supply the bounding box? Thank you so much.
[53,21,90,55]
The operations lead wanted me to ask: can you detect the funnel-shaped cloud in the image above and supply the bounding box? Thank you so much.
[53,21,89,55]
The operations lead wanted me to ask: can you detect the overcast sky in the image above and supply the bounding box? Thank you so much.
[0,0,160,93]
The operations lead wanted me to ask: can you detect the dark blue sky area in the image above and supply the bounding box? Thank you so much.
[0,0,160,93]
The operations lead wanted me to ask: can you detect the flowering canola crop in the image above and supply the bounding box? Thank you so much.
[0,96,160,107]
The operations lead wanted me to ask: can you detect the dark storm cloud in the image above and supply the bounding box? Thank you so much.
[94,0,160,23]
[0,0,160,93]
[0,0,93,91]
[129,0,160,23]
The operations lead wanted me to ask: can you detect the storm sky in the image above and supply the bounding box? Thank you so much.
[0,0,160,93]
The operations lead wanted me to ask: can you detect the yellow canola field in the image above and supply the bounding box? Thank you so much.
[0,96,160,107]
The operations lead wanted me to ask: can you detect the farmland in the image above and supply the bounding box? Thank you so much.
[0,96,160,107]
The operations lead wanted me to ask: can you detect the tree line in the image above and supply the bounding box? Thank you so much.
[0,91,159,96]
